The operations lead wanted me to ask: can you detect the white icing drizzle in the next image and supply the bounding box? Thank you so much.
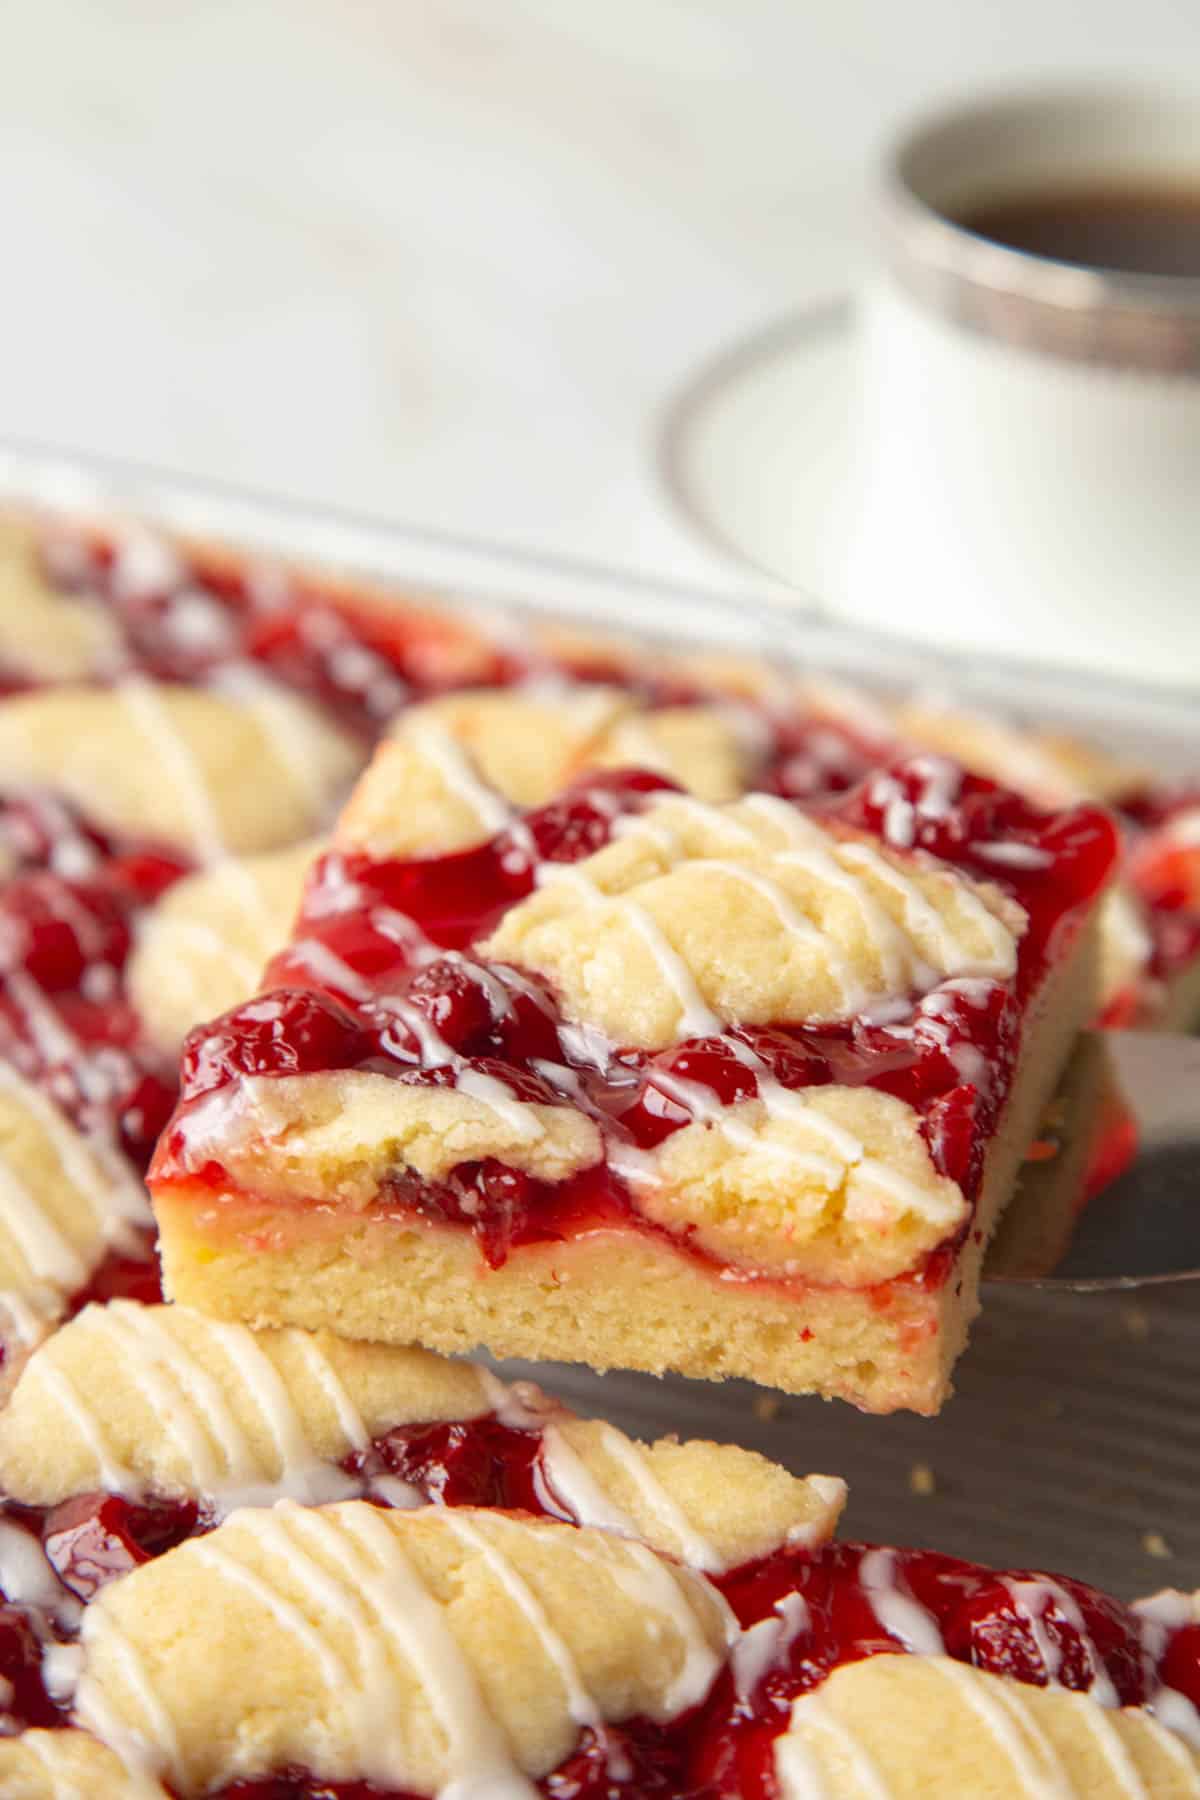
[654,1037,957,1227]
[99,1304,226,1493]
[369,900,436,957]
[540,1420,723,1572]
[0,1064,150,1236]
[442,1509,605,1736]
[732,1592,810,1701]
[257,1503,425,1781]
[455,1068,547,1143]
[444,950,516,1020]
[291,1331,371,1453]
[581,1531,734,1714]
[40,1641,83,1703]
[1067,1689,1148,1798]
[595,1423,726,1572]
[210,662,342,815]
[972,841,1054,870]
[31,1355,135,1493]
[1143,1703,1200,1780]
[474,1367,556,1431]
[0,1519,74,1616]
[858,1548,946,1655]
[741,797,917,993]
[4,970,82,1066]
[1135,1594,1200,1751]
[690,857,869,1014]
[407,719,516,838]
[287,937,373,1001]
[378,994,458,1065]
[0,1289,53,1352]
[772,1715,834,1800]
[200,1316,359,1505]
[0,1162,88,1289]
[613,806,685,857]
[21,1726,113,1794]
[110,530,185,601]
[744,786,1021,992]
[115,676,232,868]
[779,1692,894,1799]
[838,838,1017,978]
[77,1610,186,1783]
[534,863,721,1039]
[64,1303,358,1508]
[538,1423,640,1537]
[334,1503,539,1798]
[1031,1578,1118,1710]
[931,1658,1067,1799]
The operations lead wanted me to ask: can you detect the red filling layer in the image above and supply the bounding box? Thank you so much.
[0,790,189,1174]
[1119,787,1200,995]
[156,760,1117,1285]
[0,1402,1195,1795]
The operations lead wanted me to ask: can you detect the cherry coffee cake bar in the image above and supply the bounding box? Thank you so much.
[0,503,1192,1408]
[0,1301,1195,1798]
[151,684,1118,1412]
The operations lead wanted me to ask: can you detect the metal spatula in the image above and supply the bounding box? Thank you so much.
[984,1032,1200,1288]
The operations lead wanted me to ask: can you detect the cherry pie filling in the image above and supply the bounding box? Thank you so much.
[155,760,1117,1291]
[1116,786,1200,1008]
[0,1410,1195,1795]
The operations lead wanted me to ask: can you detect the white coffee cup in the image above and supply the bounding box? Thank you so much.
[833,86,1200,690]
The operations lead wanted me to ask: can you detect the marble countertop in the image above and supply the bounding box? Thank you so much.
[4,0,1197,594]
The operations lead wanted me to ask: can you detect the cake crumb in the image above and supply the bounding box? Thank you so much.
[1122,1305,1151,1341]
[753,1393,781,1422]
[909,1461,936,1497]
[1143,1531,1172,1560]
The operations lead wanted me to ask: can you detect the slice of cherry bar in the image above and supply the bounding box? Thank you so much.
[151,690,1118,1413]
[0,1301,1191,1800]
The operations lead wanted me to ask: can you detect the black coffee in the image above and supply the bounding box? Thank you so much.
[957,183,1200,278]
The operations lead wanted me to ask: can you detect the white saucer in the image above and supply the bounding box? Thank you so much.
[659,298,858,599]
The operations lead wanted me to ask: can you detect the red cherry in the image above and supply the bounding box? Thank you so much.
[43,1492,200,1602]
[407,959,495,1053]
[0,1602,62,1728]
[180,989,376,1095]
[1159,1622,1200,1711]
[938,1572,1148,1705]
[353,1417,543,1511]
[0,873,130,990]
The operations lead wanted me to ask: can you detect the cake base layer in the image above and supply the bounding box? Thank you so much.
[158,913,1102,1413]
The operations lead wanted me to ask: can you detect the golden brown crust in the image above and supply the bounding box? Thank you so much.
[128,840,319,1050]
[76,1503,735,1792]
[0,684,359,856]
[0,519,125,681]
[893,697,1149,807]
[775,1655,1200,1798]
[173,1070,603,1205]
[483,793,1023,1049]
[0,1730,167,1799]
[0,1303,497,1504]
[0,1300,844,1568]
[633,1086,967,1285]
[0,1068,148,1385]
[337,687,760,859]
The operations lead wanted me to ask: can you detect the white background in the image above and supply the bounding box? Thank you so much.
[4,0,1198,588]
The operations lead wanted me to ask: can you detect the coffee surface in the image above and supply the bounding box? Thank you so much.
[958,182,1200,277]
